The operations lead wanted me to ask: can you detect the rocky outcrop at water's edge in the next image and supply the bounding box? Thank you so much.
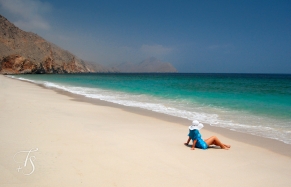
[0,14,96,74]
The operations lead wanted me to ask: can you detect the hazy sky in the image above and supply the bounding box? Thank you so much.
[1,0,290,73]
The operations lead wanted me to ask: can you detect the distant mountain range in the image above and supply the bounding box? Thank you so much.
[0,15,177,74]
[114,57,177,73]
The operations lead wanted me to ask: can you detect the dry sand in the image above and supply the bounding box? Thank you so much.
[1,75,291,187]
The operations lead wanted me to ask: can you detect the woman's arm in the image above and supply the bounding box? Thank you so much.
[184,137,191,145]
[191,140,197,150]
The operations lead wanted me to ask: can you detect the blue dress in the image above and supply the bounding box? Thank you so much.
[188,129,208,149]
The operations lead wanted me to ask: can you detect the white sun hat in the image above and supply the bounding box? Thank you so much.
[189,120,204,130]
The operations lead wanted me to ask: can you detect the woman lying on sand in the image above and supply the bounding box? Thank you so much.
[184,120,231,150]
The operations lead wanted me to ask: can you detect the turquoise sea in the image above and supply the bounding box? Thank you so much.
[10,73,291,144]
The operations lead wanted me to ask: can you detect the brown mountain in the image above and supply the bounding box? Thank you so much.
[0,15,96,74]
[0,15,177,74]
[115,57,177,73]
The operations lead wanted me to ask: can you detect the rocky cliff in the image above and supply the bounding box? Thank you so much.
[0,15,95,74]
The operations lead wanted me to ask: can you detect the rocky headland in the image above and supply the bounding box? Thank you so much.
[0,15,99,74]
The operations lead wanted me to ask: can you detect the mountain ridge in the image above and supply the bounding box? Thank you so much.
[114,57,177,73]
[0,15,177,74]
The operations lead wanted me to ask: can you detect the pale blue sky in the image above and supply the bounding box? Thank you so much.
[1,0,290,73]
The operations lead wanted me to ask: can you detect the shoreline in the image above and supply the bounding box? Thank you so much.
[11,75,291,158]
[1,74,291,187]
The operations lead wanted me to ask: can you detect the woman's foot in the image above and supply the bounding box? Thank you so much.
[221,145,229,150]
[224,144,231,148]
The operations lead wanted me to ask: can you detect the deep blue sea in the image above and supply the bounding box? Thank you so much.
[10,73,291,144]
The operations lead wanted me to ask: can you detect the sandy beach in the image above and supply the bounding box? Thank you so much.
[1,74,291,187]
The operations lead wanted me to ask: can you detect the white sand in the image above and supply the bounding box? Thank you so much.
[1,75,291,187]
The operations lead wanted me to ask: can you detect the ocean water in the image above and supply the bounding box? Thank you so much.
[9,73,291,144]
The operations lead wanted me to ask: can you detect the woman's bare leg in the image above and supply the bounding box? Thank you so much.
[204,136,229,150]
